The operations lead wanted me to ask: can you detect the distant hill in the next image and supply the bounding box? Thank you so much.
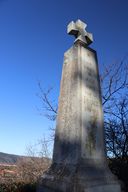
[0,152,51,165]
[0,152,24,165]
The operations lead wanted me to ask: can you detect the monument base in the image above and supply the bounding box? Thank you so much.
[37,160,121,192]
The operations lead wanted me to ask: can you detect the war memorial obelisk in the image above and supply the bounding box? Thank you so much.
[38,20,121,192]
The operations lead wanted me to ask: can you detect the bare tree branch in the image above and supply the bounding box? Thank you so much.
[105,97,128,160]
[37,57,128,161]
[101,57,128,108]
[37,81,57,121]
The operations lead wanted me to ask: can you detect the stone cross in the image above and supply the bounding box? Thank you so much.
[67,19,93,46]
[37,19,121,192]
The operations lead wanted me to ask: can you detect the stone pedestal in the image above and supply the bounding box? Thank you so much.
[37,43,121,192]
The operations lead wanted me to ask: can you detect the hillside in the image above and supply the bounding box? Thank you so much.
[0,152,23,164]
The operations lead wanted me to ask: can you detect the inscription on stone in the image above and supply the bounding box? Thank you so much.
[81,48,101,158]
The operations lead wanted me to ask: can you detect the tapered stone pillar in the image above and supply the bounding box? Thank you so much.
[37,20,121,192]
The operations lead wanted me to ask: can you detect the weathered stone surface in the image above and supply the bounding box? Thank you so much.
[37,42,121,192]
[53,43,105,163]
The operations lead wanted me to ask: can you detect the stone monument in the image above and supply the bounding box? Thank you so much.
[37,19,121,192]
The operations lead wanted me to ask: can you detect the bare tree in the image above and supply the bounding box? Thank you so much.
[17,157,50,184]
[100,58,128,159]
[16,137,51,184]
[105,97,128,160]
[101,57,128,110]
[37,58,128,158]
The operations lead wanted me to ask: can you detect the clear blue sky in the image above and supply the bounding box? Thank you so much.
[0,0,128,155]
